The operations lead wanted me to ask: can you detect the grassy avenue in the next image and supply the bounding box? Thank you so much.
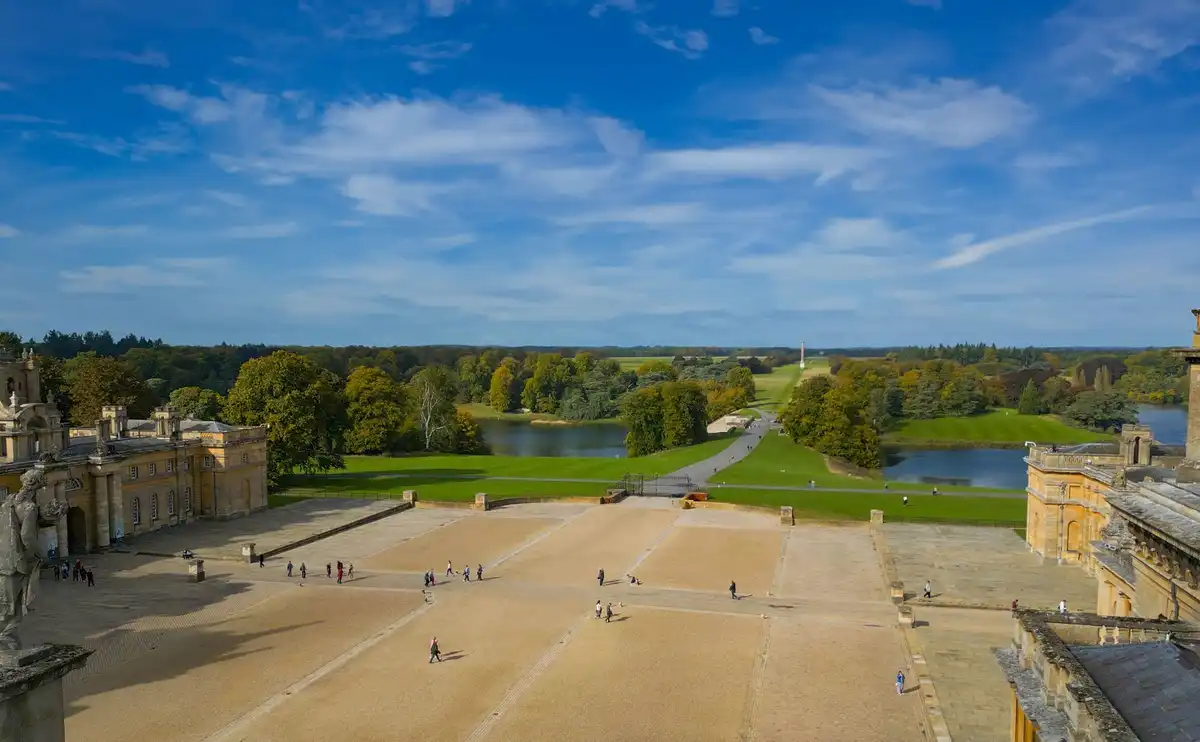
[281,356,1112,527]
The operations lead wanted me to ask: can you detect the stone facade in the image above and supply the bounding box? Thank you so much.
[1024,309,1200,624]
[0,350,268,560]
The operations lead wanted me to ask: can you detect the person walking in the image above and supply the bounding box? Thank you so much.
[730,580,738,600]
[72,560,80,582]
[595,600,603,619]
[896,670,905,695]
[300,562,307,579]
[259,554,265,568]
[86,568,95,587]
[923,581,932,599]
[1058,599,1068,615]
[463,568,470,582]
[597,568,605,587]
[476,564,483,582]
[348,564,354,580]
[61,562,68,581]
[429,637,442,663]
[446,560,454,577]
[287,560,294,578]
[326,562,332,579]
[605,603,613,623]
[902,496,909,506]
[337,562,344,585]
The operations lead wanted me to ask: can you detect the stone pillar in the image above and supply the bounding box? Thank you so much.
[93,474,110,548]
[890,582,906,604]
[52,482,72,555]
[474,493,489,511]
[1174,309,1200,479]
[779,506,794,525]
[898,606,915,627]
[241,544,256,563]
[0,645,91,742]
[107,474,124,543]
[189,559,205,583]
[870,509,884,526]
[402,490,418,505]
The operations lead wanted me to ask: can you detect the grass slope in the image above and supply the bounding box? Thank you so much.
[752,359,829,411]
[711,433,1020,494]
[710,488,1025,526]
[279,477,606,502]
[886,409,1113,446]
[285,432,741,497]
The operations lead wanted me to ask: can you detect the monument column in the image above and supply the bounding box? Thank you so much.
[53,480,71,555]
[1171,309,1200,482]
[107,473,125,543]
[94,473,110,548]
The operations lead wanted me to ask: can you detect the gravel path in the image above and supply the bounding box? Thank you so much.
[652,410,779,492]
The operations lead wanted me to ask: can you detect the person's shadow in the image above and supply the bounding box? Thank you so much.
[440,650,467,662]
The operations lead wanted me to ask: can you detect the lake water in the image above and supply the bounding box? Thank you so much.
[883,405,1188,490]
[478,419,628,458]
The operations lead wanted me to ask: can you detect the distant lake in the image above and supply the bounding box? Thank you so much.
[478,419,628,458]
[883,448,1029,490]
[1137,404,1187,445]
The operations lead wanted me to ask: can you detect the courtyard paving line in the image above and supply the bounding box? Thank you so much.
[200,592,438,742]
[464,611,593,742]
[620,510,684,576]
[486,507,594,571]
[738,616,773,741]
[768,528,791,598]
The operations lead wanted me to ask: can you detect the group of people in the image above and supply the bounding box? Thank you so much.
[283,559,353,583]
[53,558,95,586]
[440,561,483,584]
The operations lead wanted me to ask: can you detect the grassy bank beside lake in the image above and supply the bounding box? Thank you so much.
[711,432,1021,495]
[458,402,618,425]
[709,488,1026,526]
[279,477,607,502]
[885,409,1113,447]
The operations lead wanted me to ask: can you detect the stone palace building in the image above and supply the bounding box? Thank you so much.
[0,348,268,560]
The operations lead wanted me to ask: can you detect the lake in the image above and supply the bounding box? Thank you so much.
[478,419,628,458]
[883,405,1188,490]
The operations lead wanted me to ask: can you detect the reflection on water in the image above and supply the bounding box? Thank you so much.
[1136,404,1187,445]
[884,448,1029,490]
[477,419,628,458]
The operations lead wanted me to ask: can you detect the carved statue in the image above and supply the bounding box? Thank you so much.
[1112,468,1127,487]
[7,391,16,409]
[1100,516,1135,552]
[0,469,45,651]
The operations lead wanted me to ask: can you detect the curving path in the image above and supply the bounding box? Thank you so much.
[652,410,778,492]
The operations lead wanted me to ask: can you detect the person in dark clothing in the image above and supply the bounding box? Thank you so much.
[730,581,738,600]
[605,603,614,623]
[476,564,483,581]
[597,568,605,587]
[429,637,442,663]
[86,568,95,587]
[326,563,332,578]
[300,563,307,579]
[259,554,265,568]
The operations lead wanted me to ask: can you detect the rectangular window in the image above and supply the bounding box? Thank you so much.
[151,494,159,521]
[241,452,249,464]
[132,498,141,525]
[167,491,176,516]
[203,455,213,469]
[166,460,174,473]
[148,463,157,476]
[184,487,192,511]
[129,465,138,481]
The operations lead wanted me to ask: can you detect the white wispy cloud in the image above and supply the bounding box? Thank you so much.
[634,22,709,59]
[222,222,300,239]
[0,224,18,238]
[340,174,440,216]
[322,8,412,40]
[644,143,881,183]
[1046,0,1200,85]
[84,49,170,68]
[813,78,1032,148]
[0,114,64,124]
[749,27,779,45]
[50,125,190,160]
[126,84,268,127]
[205,190,249,208]
[399,41,473,75]
[1014,152,1086,170]
[60,258,230,293]
[932,206,1165,269]
[426,0,462,18]
[588,0,640,18]
[711,0,739,17]
[554,202,705,227]
[61,224,150,240]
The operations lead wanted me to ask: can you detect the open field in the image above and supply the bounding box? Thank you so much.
[49,502,927,742]
[283,433,741,499]
[886,409,1113,446]
[610,355,674,370]
[710,487,1027,526]
[711,433,1022,494]
[752,359,830,410]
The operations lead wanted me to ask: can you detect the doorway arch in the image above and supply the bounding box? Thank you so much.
[67,506,87,554]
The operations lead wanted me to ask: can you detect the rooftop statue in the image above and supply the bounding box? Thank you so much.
[0,469,47,652]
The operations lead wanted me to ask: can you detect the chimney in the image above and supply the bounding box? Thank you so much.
[153,405,181,441]
[101,405,128,439]
[95,419,111,442]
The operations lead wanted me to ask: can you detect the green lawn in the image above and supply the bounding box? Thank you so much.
[710,488,1026,526]
[752,359,828,411]
[886,409,1113,446]
[711,433,1020,494]
[610,355,675,371]
[285,432,740,494]
[279,477,607,502]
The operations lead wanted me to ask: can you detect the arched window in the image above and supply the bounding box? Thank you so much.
[167,490,176,516]
[151,494,159,521]
[1066,521,1082,552]
[132,497,141,525]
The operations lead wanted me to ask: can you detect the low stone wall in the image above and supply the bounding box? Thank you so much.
[259,501,413,559]
[486,496,601,509]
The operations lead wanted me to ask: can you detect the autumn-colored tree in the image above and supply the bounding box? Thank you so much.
[488,363,517,412]
[726,365,757,407]
[449,410,489,454]
[168,386,224,421]
[344,366,412,454]
[63,352,153,425]
[223,350,346,486]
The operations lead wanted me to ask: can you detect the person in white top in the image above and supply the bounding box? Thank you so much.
[1058,599,1067,615]
[595,600,602,619]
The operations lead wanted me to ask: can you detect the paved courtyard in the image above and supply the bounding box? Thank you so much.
[36,501,929,742]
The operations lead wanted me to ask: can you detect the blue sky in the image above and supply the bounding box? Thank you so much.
[2,0,1199,348]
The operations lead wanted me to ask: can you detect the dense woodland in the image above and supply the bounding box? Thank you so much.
[780,347,1186,470]
[1,331,1188,479]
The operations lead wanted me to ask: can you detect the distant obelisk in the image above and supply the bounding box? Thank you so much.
[799,342,806,370]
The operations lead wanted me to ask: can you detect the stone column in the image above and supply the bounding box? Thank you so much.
[107,474,124,542]
[52,481,71,555]
[0,645,91,742]
[93,474,109,548]
[1174,309,1200,474]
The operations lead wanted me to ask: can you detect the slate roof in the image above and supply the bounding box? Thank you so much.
[1071,642,1200,741]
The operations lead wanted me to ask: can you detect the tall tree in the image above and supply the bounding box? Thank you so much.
[0,330,23,358]
[779,375,834,445]
[488,363,516,412]
[449,410,488,454]
[344,366,412,454]
[1063,391,1137,432]
[621,386,665,457]
[168,386,224,420]
[726,365,757,407]
[1017,380,1045,415]
[410,365,457,451]
[223,350,346,486]
[63,352,153,424]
